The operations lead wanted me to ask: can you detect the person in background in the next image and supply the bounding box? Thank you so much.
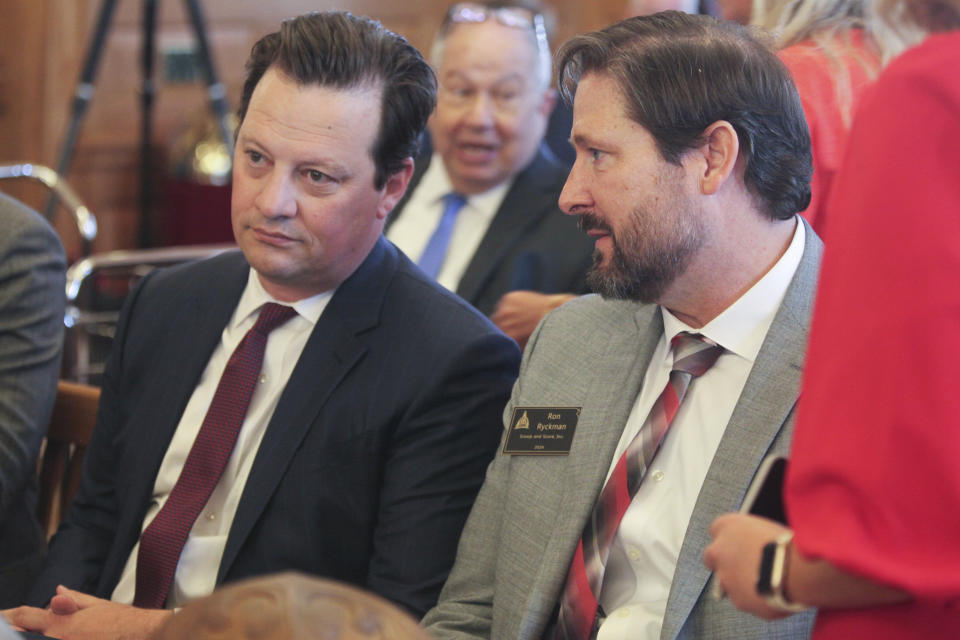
[0,193,65,608]
[622,0,718,18]
[747,0,919,235]
[386,1,593,349]
[424,11,821,640]
[5,11,519,640]
[704,1,960,638]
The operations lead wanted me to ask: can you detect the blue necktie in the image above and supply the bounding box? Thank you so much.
[418,192,466,279]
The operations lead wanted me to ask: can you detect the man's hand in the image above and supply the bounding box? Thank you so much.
[491,291,575,350]
[703,513,792,620]
[3,586,173,640]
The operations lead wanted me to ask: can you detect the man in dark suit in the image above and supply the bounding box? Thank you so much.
[0,194,65,608]
[386,1,593,347]
[6,12,519,640]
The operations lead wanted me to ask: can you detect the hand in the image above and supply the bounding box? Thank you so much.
[490,291,575,350]
[3,586,173,640]
[703,513,792,620]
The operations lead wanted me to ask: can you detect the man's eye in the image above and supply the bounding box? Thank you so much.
[246,150,264,164]
[445,86,472,100]
[305,169,329,183]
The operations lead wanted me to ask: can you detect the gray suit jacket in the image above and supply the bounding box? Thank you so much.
[0,193,65,607]
[423,220,822,639]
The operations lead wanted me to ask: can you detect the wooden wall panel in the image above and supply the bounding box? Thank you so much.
[0,0,626,258]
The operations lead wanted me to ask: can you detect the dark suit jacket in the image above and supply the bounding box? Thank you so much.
[29,237,520,617]
[0,194,65,608]
[387,147,594,316]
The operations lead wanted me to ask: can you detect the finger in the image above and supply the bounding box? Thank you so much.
[55,586,104,608]
[708,512,735,538]
[6,605,53,633]
[1,608,26,632]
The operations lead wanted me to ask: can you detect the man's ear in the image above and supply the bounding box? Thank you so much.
[697,120,739,196]
[539,87,558,118]
[376,157,415,220]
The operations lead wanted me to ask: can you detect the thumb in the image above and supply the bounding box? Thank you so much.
[52,585,103,611]
[49,593,78,616]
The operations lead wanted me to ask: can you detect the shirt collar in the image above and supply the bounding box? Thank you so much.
[420,152,514,221]
[661,217,805,363]
[233,269,334,329]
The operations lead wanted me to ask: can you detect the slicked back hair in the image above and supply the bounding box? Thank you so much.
[557,11,812,220]
[238,11,437,189]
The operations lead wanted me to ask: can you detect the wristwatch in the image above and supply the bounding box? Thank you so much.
[756,530,810,612]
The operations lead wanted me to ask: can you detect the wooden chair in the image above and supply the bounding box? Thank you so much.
[37,380,101,539]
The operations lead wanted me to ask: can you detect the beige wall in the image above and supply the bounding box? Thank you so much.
[0,0,625,258]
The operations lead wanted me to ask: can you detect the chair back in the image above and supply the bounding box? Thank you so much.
[37,380,101,538]
[63,244,235,383]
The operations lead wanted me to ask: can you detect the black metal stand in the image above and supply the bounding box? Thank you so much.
[44,0,233,248]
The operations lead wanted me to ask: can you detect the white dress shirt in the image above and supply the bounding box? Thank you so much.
[111,270,332,608]
[386,153,511,292]
[596,219,805,639]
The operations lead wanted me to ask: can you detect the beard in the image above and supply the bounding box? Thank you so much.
[580,204,704,303]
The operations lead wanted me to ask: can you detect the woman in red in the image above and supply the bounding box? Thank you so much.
[704,1,960,637]
[748,0,916,236]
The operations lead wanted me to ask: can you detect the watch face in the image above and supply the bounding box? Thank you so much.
[756,541,778,595]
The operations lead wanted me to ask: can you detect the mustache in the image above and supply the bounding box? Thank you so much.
[577,213,613,235]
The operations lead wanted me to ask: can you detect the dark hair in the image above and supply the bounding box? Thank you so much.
[557,11,812,220]
[238,11,437,189]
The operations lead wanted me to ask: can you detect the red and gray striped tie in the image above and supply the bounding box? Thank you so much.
[553,332,724,639]
[133,302,297,609]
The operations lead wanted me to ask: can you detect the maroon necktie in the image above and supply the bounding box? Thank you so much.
[553,332,724,639]
[133,302,297,608]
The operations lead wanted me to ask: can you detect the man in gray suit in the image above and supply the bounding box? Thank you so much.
[0,193,65,607]
[423,12,819,640]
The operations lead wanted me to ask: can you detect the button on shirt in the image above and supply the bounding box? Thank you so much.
[596,219,805,640]
[111,270,333,608]
[386,154,511,292]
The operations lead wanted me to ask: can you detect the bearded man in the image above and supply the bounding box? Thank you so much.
[424,11,820,640]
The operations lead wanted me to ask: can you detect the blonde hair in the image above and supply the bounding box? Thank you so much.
[873,0,960,60]
[752,0,953,62]
[752,0,865,48]
[748,0,957,123]
[750,0,879,125]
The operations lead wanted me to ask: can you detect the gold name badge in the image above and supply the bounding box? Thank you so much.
[502,407,581,455]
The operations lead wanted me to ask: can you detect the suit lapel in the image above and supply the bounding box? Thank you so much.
[517,302,664,637]
[455,149,564,305]
[661,223,823,639]
[217,238,395,580]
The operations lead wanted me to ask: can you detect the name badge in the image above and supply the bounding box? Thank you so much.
[502,407,581,455]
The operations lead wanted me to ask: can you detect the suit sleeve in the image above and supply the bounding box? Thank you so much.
[420,318,549,638]
[0,206,65,519]
[27,270,155,605]
[364,326,520,619]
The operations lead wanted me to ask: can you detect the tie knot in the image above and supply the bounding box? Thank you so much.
[444,192,467,211]
[670,332,724,378]
[253,303,297,335]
